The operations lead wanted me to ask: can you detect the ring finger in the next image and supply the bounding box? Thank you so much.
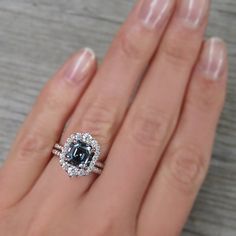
[34,0,176,199]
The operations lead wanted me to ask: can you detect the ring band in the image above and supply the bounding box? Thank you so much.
[52,133,103,177]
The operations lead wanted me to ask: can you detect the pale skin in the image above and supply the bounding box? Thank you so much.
[0,0,228,235]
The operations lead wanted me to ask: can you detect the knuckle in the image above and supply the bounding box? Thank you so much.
[40,83,64,111]
[161,34,199,67]
[166,145,207,193]
[118,27,147,61]
[17,131,51,160]
[44,92,61,111]
[80,101,115,147]
[129,108,172,148]
[186,81,225,113]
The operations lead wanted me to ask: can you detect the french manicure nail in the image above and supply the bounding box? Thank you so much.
[139,0,173,29]
[199,38,226,80]
[64,48,95,83]
[177,0,208,28]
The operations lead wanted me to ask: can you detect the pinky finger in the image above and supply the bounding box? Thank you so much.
[0,48,96,209]
[138,38,227,236]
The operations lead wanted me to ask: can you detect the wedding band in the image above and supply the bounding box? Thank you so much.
[52,132,103,177]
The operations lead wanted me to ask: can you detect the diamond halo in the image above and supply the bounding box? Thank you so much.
[59,133,101,177]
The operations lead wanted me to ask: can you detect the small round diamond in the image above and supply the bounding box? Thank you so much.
[67,137,72,143]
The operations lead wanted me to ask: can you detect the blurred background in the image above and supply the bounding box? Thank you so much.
[0,0,235,235]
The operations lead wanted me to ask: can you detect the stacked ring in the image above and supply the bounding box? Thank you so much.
[52,132,103,177]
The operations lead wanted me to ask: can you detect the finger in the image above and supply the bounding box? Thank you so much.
[0,49,96,209]
[138,38,227,236]
[36,0,176,197]
[91,0,209,215]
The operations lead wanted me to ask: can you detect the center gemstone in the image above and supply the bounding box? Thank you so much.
[65,140,94,168]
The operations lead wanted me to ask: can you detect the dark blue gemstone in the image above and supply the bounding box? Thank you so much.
[65,140,94,167]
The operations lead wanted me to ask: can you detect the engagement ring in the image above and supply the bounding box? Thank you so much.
[52,133,103,177]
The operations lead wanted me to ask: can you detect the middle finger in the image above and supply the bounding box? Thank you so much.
[92,0,209,215]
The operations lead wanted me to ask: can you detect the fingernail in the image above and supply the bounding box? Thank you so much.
[139,0,173,29]
[198,38,226,80]
[177,0,208,28]
[64,48,95,83]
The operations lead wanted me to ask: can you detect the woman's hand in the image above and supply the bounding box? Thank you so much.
[0,0,227,235]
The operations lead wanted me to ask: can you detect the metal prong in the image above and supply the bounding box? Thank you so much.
[92,167,102,175]
[54,143,63,151]
[52,149,61,157]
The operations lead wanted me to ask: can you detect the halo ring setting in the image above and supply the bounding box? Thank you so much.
[52,133,103,177]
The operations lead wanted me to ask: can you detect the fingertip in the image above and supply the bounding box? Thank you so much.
[197,37,228,81]
[58,47,97,84]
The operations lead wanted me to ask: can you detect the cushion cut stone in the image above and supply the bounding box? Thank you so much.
[65,140,94,168]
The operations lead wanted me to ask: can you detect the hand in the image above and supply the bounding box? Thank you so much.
[0,0,227,235]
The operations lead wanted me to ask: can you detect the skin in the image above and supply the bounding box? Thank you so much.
[0,0,228,235]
